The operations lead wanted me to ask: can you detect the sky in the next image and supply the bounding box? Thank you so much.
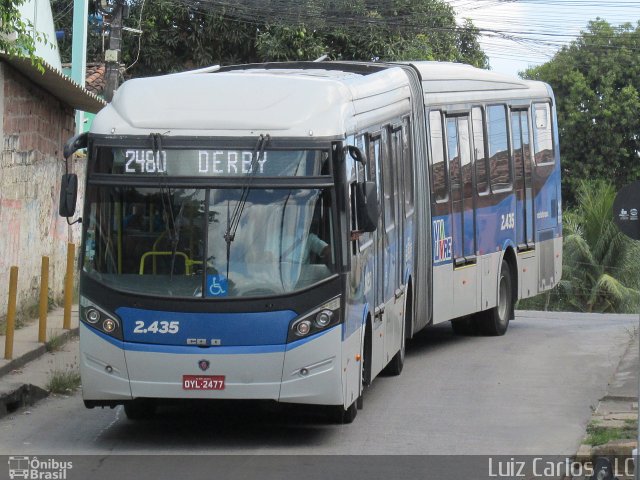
[448,0,640,76]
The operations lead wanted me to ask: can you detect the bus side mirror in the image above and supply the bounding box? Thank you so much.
[356,181,379,233]
[63,132,88,159]
[347,145,367,165]
[59,174,78,217]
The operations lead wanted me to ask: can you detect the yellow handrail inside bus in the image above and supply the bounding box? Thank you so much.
[139,251,202,275]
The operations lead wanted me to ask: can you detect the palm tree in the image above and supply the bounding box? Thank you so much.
[551,179,640,312]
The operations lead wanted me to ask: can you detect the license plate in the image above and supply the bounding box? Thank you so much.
[182,375,225,390]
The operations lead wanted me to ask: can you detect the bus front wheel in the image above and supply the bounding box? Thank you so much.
[331,400,358,424]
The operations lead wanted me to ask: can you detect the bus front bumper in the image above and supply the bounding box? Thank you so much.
[79,323,345,406]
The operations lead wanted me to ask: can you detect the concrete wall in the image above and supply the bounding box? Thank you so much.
[0,62,84,320]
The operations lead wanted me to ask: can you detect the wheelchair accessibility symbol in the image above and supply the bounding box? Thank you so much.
[206,274,228,297]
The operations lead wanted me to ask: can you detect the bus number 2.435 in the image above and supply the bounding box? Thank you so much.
[500,213,515,231]
[133,320,179,334]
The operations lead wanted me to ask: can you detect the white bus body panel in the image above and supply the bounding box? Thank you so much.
[80,323,132,400]
[80,323,346,406]
[481,253,501,312]
[280,326,344,406]
[91,67,411,140]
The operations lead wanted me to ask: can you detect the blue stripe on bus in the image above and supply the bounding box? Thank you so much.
[115,307,297,346]
[362,304,370,326]
[432,170,561,264]
[85,322,338,354]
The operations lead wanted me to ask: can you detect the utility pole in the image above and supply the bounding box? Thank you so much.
[104,0,125,102]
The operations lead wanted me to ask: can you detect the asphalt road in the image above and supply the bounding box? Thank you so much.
[0,311,636,460]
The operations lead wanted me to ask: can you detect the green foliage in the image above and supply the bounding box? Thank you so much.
[45,331,66,353]
[47,368,81,394]
[522,179,640,313]
[51,0,100,66]
[523,20,640,206]
[255,2,487,66]
[1,0,46,70]
[585,419,637,446]
[52,0,487,77]
[122,0,261,76]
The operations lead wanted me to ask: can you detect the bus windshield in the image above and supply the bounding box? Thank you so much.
[83,185,335,299]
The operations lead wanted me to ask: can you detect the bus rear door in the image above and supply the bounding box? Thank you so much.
[446,115,478,317]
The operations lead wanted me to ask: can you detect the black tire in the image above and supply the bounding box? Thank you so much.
[331,400,358,424]
[480,259,514,336]
[384,294,409,376]
[357,322,372,410]
[123,399,157,420]
[384,332,405,376]
[384,321,407,377]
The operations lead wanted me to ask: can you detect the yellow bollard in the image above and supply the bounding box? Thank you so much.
[63,243,75,330]
[38,256,49,343]
[5,266,18,360]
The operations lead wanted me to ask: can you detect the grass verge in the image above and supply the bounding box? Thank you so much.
[45,331,67,352]
[47,369,81,394]
[585,419,638,446]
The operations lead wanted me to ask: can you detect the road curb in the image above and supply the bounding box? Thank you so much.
[0,327,79,420]
[602,395,638,402]
[0,383,49,419]
[573,332,638,466]
[0,327,79,379]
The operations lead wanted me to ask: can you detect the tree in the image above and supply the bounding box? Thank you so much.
[523,20,640,206]
[254,1,487,67]
[51,0,104,66]
[523,179,640,313]
[1,0,45,69]
[52,0,487,78]
[121,0,261,76]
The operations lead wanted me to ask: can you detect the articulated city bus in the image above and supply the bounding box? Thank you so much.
[59,61,561,423]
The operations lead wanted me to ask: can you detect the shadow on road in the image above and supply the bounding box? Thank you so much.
[93,320,524,451]
[95,399,339,450]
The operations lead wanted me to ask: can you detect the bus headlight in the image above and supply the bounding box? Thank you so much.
[315,310,333,328]
[288,296,341,342]
[102,318,118,333]
[86,308,101,324]
[80,297,123,340]
[296,320,312,336]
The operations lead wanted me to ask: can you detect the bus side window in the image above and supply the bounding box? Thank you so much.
[472,107,490,195]
[368,134,382,204]
[402,116,414,215]
[383,128,396,231]
[487,104,512,192]
[429,110,448,203]
[353,134,380,251]
[533,103,554,165]
[350,135,369,253]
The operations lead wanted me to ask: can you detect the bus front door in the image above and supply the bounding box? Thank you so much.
[368,133,386,379]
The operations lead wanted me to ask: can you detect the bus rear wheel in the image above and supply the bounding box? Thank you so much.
[480,259,513,336]
[451,316,476,335]
[384,332,405,376]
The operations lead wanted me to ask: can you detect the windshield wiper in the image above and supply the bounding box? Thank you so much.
[223,134,270,280]
[151,133,180,282]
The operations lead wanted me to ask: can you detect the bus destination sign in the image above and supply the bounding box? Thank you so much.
[112,149,323,177]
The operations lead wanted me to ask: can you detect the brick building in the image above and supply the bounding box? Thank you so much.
[0,55,104,320]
